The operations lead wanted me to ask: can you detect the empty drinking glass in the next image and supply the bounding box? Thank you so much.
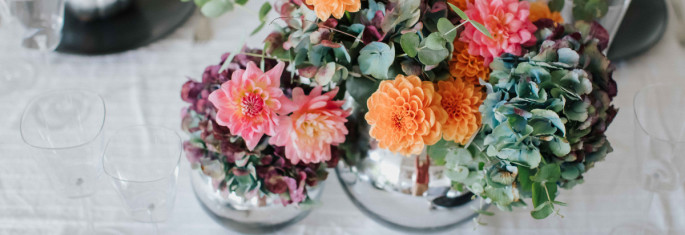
[634,84,685,193]
[6,0,66,51]
[103,125,181,232]
[20,89,106,198]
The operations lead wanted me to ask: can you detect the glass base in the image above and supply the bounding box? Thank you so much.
[190,170,318,233]
[336,162,485,233]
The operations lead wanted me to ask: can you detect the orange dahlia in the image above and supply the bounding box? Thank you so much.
[365,75,447,156]
[449,41,490,85]
[305,0,361,21]
[529,1,564,23]
[437,78,484,145]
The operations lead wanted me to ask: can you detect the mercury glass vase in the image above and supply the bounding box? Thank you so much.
[336,144,486,232]
[190,170,321,233]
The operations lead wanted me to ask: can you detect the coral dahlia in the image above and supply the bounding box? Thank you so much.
[438,78,484,145]
[459,0,538,65]
[365,75,448,156]
[208,61,287,151]
[269,86,350,164]
[449,41,490,85]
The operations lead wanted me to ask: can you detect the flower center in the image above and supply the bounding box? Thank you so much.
[241,93,265,117]
[443,96,468,119]
[392,107,414,131]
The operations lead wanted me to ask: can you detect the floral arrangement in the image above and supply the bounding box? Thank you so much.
[181,51,347,206]
[183,0,618,219]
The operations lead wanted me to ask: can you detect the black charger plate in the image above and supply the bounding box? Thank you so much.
[56,0,194,55]
[608,0,669,61]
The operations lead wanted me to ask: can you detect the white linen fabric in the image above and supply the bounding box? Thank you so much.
[1,2,684,234]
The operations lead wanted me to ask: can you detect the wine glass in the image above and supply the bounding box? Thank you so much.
[634,84,685,193]
[610,84,685,234]
[103,125,182,234]
[0,0,37,96]
[20,89,108,233]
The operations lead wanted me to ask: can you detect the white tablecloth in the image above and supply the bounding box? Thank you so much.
[2,2,685,234]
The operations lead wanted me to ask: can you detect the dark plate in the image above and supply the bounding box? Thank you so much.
[56,0,195,55]
[608,0,669,61]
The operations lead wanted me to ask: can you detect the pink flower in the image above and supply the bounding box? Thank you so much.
[269,86,350,164]
[208,61,287,150]
[459,0,537,65]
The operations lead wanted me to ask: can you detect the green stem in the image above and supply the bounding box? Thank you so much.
[242,52,291,62]
[445,21,469,36]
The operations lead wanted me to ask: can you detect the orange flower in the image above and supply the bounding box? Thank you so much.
[305,0,361,21]
[365,75,447,156]
[529,1,564,23]
[449,41,490,85]
[438,78,484,145]
[447,0,472,11]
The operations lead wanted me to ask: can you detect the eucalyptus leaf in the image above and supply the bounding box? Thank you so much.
[437,18,457,42]
[400,33,420,58]
[358,42,395,79]
[201,0,232,18]
[418,47,449,66]
[258,2,271,21]
[448,3,469,20]
[425,32,447,50]
[235,0,248,5]
[469,20,493,39]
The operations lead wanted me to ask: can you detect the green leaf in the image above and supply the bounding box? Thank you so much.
[358,42,395,79]
[219,35,247,73]
[201,0,232,18]
[425,32,447,50]
[531,163,561,183]
[194,0,211,6]
[547,136,571,157]
[258,2,271,21]
[548,0,565,12]
[437,18,457,43]
[250,21,265,36]
[469,20,493,39]
[234,0,248,5]
[531,202,554,219]
[418,47,449,66]
[400,33,420,58]
[448,3,469,20]
[428,139,458,165]
[517,166,533,192]
[346,76,380,110]
[446,166,469,181]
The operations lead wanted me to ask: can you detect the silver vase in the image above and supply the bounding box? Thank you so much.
[190,170,321,233]
[336,144,487,232]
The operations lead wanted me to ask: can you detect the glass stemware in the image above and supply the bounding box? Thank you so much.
[20,89,107,233]
[634,84,685,193]
[103,125,182,234]
[609,84,685,234]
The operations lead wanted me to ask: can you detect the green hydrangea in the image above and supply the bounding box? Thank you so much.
[445,21,618,219]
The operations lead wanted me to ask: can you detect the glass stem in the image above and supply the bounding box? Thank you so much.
[147,207,159,235]
[80,194,95,232]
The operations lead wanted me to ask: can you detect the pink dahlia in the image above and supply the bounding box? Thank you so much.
[460,0,537,65]
[269,86,350,165]
[208,61,287,150]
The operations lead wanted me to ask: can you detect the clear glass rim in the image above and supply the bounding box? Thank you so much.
[102,125,182,183]
[19,89,107,150]
[633,83,685,144]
